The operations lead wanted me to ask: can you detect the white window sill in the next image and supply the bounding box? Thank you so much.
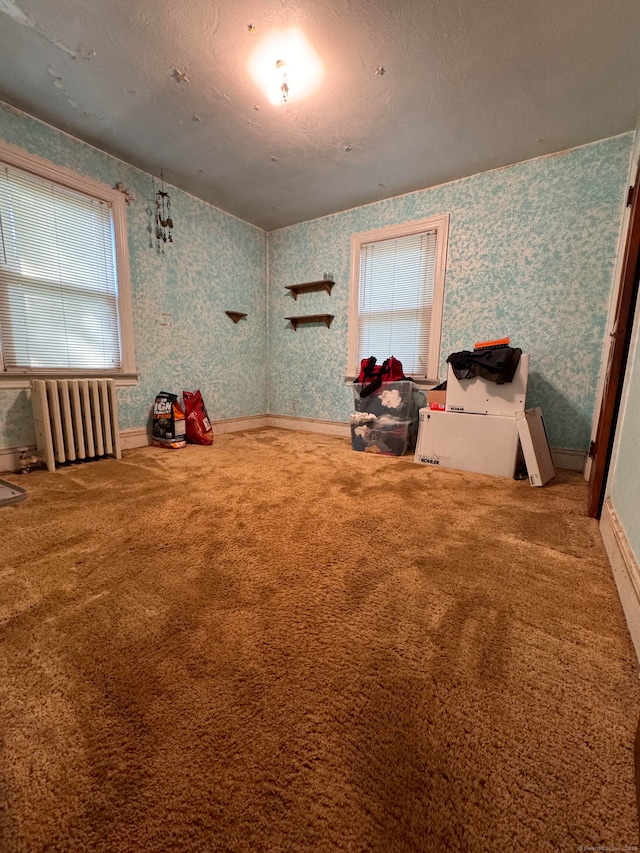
[0,371,140,390]
[344,375,440,388]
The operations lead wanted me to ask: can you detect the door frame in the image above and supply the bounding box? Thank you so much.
[587,160,640,518]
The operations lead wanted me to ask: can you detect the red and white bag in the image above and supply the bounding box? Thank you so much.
[183,390,213,445]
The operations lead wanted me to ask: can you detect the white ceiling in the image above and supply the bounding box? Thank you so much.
[1,0,639,231]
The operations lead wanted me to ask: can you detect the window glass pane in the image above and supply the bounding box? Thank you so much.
[357,230,438,375]
[0,162,121,371]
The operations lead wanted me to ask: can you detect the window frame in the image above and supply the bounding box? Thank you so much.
[346,213,449,384]
[0,140,137,389]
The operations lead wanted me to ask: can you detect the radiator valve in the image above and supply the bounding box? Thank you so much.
[19,451,43,474]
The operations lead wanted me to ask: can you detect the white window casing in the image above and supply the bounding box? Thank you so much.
[0,140,136,388]
[347,214,449,383]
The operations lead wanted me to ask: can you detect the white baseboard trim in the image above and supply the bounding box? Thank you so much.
[600,496,640,666]
[0,432,153,469]
[266,414,351,437]
[119,415,270,450]
[551,447,586,472]
[0,415,272,470]
[120,415,268,450]
[0,419,589,471]
[263,422,589,468]
[119,427,152,450]
[212,414,269,434]
[0,443,37,473]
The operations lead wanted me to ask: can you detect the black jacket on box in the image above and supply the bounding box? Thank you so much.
[446,346,522,384]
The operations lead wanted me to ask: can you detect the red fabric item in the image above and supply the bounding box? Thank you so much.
[356,356,408,397]
[183,390,213,445]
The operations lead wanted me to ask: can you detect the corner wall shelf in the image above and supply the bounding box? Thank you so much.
[285,280,334,299]
[225,311,247,323]
[285,314,334,331]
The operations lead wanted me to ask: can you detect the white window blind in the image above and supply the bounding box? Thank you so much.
[357,229,438,375]
[0,161,122,371]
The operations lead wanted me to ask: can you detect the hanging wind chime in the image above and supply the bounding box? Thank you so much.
[155,169,174,250]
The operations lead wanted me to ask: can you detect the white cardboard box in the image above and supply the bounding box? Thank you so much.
[515,407,556,486]
[414,409,520,478]
[445,353,529,416]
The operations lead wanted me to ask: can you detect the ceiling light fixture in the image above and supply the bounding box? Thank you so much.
[248,28,323,106]
[276,59,289,103]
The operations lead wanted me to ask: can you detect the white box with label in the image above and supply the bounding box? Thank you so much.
[516,407,556,486]
[414,409,520,478]
[445,353,529,416]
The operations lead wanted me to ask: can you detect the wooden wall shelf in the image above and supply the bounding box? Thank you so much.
[225,311,247,323]
[285,280,334,299]
[285,314,334,330]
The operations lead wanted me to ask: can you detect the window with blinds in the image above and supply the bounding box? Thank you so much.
[348,215,449,380]
[0,160,122,372]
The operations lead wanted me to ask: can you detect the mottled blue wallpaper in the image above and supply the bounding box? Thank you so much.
[0,103,267,450]
[0,101,632,456]
[268,135,633,450]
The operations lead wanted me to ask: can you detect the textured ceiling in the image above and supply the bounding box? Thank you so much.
[0,0,639,230]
